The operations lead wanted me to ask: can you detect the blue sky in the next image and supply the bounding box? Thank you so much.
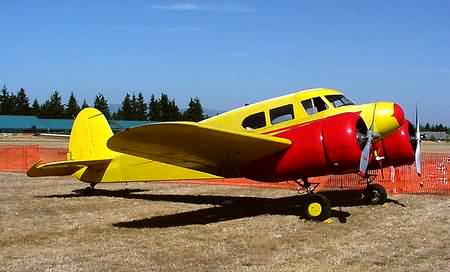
[1,1,449,124]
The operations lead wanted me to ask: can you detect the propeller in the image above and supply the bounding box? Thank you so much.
[359,104,378,177]
[415,104,422,176]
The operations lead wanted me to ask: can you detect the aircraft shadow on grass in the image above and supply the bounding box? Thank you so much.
[41,188,406,228]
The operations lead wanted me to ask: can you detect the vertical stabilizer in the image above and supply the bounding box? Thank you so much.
[68,108,116,160]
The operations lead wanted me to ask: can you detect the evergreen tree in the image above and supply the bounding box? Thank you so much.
[40,91,65,118]
[15,88,31,115]
[183,97,204,122]
[93,93,110,119]
[167,99,182,121]
[65,92,81,118]
[0,85,8,114]
[81,99,89,109]
[31,99,40,116]
[130,93,138,120]
[135,92,147,120]
[148,94,161,121]
[117,93,133,120]
[159,93,170,121]
[0,86,16,114]
[8,92,17,114]
[157,93,182,121]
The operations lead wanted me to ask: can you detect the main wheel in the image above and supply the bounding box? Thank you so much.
[363,183,387,205]
[82,183,97,196]
[302,193,332,221]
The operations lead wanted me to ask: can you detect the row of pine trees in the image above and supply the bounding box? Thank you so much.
[0,86,206,121]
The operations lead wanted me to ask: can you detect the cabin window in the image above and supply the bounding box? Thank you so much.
[301,97,328,115]
[242,112,266,130]
[270,104,295,125]
[325,95,355,108]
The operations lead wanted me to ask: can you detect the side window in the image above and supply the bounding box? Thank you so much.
[301,99,316,115]
[325,95,355,108]
[270,104,295,125]
[242,112,266,130]
[314,97,328,112]
[301,97,328,115]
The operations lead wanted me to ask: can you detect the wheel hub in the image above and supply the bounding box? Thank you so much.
[371,190,380,203]
[308,202,322,217]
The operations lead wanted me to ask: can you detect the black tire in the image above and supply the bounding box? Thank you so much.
[363,184,387,205]
[82,185,96,196]
[302,193,332,221]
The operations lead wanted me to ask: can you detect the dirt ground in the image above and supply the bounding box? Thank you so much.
[422,141,450,153]
[1,173,449,272]
[0,134,68,148]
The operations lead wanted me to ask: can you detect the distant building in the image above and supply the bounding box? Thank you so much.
[0,115,151,134]
[422,131,449,141]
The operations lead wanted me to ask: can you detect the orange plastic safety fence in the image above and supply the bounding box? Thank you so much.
[308,152,450,195]
[0,145,67,173]
[0,145,449,194]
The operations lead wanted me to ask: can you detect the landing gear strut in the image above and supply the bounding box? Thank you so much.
[295,178,331,221]
[361,175,387,205]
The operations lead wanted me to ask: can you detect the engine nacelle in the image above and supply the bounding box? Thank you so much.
[370,121,415,169]
[243,112,364,181]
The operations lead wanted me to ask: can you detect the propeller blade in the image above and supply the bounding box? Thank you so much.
[415,104,422,176]
[369,103,377,130]
[415,142,422,176]
[358,103,377,177]
[359,136,372,177]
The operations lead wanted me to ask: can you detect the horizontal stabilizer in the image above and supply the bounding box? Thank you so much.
[107,122,291,177]
[27,159,111,177]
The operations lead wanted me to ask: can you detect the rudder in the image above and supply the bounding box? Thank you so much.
[68,108,116,161]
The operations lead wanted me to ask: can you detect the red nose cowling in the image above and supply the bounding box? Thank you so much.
[393,103,405,127]
[370,120,415,169]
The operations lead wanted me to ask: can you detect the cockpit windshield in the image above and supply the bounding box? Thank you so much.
[325,95,355,108]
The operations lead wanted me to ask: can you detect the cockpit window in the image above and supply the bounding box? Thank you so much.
[301,97,328,115]
[325,95,355,108]
[270,104,295,125]
[242,112,266,130]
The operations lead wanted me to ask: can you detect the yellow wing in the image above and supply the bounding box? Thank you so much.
[27,159,112,177]
[107,122,291,177]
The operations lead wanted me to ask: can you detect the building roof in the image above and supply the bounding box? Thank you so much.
[0,115,151,132]
[0,115,43,129]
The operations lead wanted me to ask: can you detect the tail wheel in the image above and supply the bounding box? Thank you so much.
[303,193,332,221]
[363,183,387,205]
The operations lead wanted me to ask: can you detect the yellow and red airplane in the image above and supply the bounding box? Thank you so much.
[27,88,421,220]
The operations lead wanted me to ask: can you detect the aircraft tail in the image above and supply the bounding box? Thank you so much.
[68,108,116,161]
[27,108,115,178]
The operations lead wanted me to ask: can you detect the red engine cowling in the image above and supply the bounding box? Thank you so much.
[242,112,365,182]
[370,121,416,169]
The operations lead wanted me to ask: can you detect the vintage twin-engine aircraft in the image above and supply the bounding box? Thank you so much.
[28,88,421,220]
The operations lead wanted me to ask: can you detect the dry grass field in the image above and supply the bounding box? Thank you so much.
[1,173,449,272]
